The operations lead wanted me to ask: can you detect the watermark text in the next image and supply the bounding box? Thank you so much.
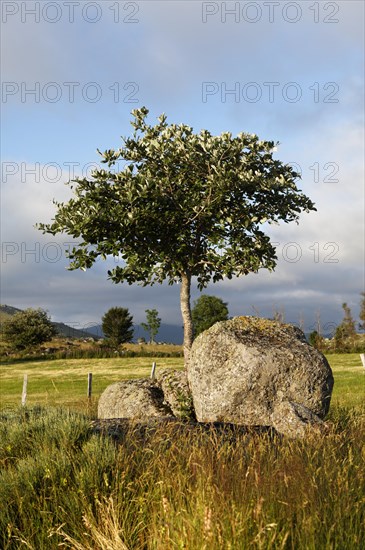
[201,2,340,24]
[2,1,140,24]
[2,81,139,103]
[201,81,339,103]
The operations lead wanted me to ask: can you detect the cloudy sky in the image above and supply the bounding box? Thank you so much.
[1,0,364,336]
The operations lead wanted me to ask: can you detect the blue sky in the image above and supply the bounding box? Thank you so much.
[1,0,364,336]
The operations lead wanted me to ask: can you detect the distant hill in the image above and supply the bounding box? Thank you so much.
[0,305,23,327]
[0,305,23,318]
[0,305,100,340]
[53,322,101,340]
[135,323,183,344]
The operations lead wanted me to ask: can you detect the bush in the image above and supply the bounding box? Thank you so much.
[2,308,57,350]
[320,334,365,354]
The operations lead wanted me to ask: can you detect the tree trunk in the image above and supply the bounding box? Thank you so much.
[180,271,194,367]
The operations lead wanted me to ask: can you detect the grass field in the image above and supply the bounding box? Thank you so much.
[0,353,364,549]
[1,353,364,413]
[0,356,184,413]
[325,353,365,410]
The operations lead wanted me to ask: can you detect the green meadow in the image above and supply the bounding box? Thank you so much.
[0,356,183,413]
[0,353,363,412]
[0,353,364,549]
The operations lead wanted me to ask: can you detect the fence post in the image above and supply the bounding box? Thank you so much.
[151,362,156,380]
[87,373,93,398]
[360,354,365,369]
[21,374,28,407]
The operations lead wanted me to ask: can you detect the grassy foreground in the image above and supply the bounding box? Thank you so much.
[0,354,364,548]
[0,406,364,549]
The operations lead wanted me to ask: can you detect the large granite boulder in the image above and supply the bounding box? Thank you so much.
[156,368,195,420]
[98,379,173,420]
[187,316,334,437]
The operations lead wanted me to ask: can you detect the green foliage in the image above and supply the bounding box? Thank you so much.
[1,308,57,350]
[101,307,133,346]
[341,302,357,337]
[141,308,161,343]
[334,303,357,351]
[0,405,364,549]
[308,330,325,351]
[38,107,315,288]
[330,336,365,353]
[192,294,229,337]
[38,108,316,356]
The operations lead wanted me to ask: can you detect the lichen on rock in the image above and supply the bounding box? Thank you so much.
[156,368,195,421]
[98,379,174,420]
[187,316,334,437]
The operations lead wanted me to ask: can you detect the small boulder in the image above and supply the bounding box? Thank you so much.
[98,379,173,420]
[187,316,334,437]
[156,369,195,420]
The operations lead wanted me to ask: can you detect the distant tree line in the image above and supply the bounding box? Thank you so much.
[1,296,230,352]
[2,292,363,353]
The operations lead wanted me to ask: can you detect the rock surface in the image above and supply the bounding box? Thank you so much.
[187,316,334,437]
[156,369,195,420]
[271,401,325,438]
[98,379,173,420]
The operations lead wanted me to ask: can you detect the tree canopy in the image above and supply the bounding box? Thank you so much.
[192,295,229,337]
[337,302,356,338]
[141,308,161,344]
[102,307,134,346]
[38,107,316,364]
[308,330,325,351]
[334,302,357,352]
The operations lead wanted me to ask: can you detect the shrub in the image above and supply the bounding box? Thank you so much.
[2,308,57,350]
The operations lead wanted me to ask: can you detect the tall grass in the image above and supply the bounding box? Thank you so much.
[1,406,364,549]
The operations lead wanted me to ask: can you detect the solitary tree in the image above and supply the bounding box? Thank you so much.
[192,295,229,337]
[141,308,161,344]
[2,308,57,350]
[102,307,133,346]
[38,107,316,365]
